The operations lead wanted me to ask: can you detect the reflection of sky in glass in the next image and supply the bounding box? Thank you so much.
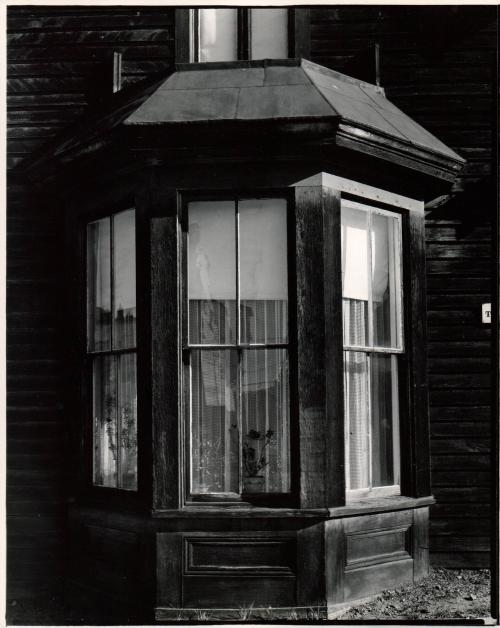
[113,209,136,314]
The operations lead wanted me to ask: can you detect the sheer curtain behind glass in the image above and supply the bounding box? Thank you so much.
[188,198,290,495]
[341,201,402,494]
[87,209,137,490]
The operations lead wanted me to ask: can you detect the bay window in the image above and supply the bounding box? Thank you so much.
[86,209,137,490]
[341,199,403,498]
[185,196,291,498]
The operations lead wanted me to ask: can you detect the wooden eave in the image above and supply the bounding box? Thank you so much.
[17,58,465,184]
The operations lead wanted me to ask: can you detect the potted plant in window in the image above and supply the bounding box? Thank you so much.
[242,429,274,493]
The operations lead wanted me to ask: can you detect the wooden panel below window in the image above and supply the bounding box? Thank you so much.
[344,558,414,601]
[184,536,295,574]
[325,508,427,605]
[182,576,296,609]
[345,528,409,569]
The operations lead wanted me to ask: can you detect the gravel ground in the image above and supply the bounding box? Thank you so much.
[340,568,491,621]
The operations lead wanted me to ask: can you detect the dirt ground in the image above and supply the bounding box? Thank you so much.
[340,568,491,621]
[7,568,492,624]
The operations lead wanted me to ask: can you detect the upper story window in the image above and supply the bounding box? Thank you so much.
[184,196,291,499]
[341,200,403,499]
[87,209,138,491]
[192,8,289,62]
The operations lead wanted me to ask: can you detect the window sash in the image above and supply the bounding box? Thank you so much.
[185,197,291,499]
[86,209,138,492]
[342,200,403,499]
[344,350,401,497]
[341,200,404,352]
[192,8,289,62]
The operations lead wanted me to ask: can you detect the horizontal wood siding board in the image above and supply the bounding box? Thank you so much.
[7,6,175,171]
[7,182,67,600]
[6,7,176,599]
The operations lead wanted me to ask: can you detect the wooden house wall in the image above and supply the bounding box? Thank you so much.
[6,5,496,603]
[6,6,176,601]
[310,5,496,568]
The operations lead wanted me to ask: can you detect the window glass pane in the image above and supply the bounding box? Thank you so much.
[240,198,288,344]
[118,353,138,490]
[93,355,117,487]
[191,349,239,493]
[113,209,136,350]
[250,9,288,59]
[87,218,111,352]
[241,349,290,493]
[341,205,369,346]
[188,201,236,344]
[344,351,369,490]
[199,8,237,62]
[371,355,399,487]
[372,212,402,349]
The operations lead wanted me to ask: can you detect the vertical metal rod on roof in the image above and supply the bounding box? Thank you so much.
[113,52,122,93]
[374,43,381,87]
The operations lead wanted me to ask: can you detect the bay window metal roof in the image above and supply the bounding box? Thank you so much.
[20,58,465,181]
[126,58,461,164]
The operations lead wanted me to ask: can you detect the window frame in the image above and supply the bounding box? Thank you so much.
[179,188,298,507]
[341,198,405,501]
[175,7,310,64]
[86,208,138,492]
[76,198,146,507]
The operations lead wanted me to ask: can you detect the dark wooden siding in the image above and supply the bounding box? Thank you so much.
[310,5,496,568]
[7,6,175,170]
[6,6,175,601]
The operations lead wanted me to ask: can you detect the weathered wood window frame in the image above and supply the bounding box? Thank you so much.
[293,174,431,508]
[175,7,310,64]
[180,190,298,507]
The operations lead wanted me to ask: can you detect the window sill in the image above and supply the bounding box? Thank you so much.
[328,494,435,519]
[151,496,434,518]
[151,507,329,518]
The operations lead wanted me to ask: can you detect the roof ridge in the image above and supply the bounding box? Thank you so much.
[300,58,385,95]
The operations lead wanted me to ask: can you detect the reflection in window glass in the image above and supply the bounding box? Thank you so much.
[199,8,237,62]
[191,350,239,493]
[239,198,288,344]
[371,354,399,488]
[250,9,288,59]
[87,218,111,352]
[93,355,117,488]
[342,201,402,494]
[341,206,369,347]
[187,197,290,496]
[241,349,290,493]
[188,201,236,344]
[88,209,137,491]
[372,213,402,349]
[344,351,370,491]
[118,353,138,490]
[113,209,136,350]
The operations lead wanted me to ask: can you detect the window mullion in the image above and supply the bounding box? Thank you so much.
[191,9,199,63]
[116,354,121,489]
[391,354,401,486]
[110,215,114,353]
[367,209,373,348]
[367,352,372,491]
[235,199,242,494]
[238,8,249,60]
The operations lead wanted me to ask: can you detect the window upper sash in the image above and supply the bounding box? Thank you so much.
[175,8,311,64]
